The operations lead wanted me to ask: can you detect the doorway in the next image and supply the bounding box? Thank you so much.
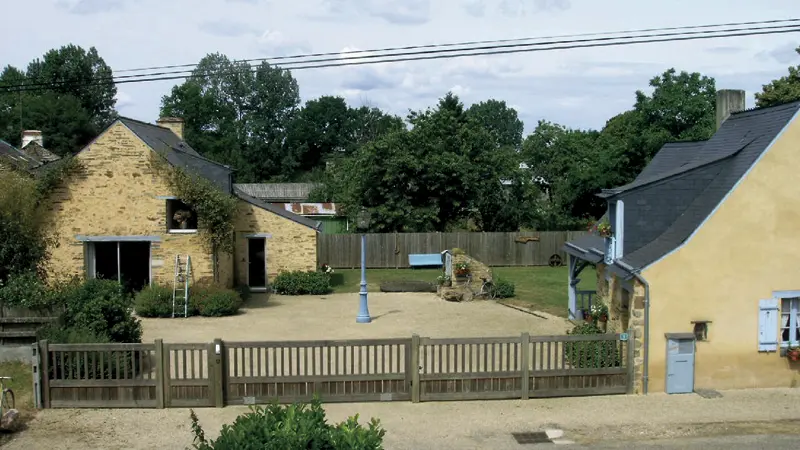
[665,332,696,394]
[86,240,151,292]
[247,238,267,291]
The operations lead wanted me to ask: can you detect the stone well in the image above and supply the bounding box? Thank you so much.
[437,251,493,302]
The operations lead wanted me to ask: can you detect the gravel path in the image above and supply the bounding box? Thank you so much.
[141,292,571,342]
[5,388,800,449]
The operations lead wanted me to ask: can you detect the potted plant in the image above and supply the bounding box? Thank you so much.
[453,261,470,278]
[787,345,800,362]
[436,274,452,287]
[591,302,609,331]
[173,210,193,229]
[595,218,612,238]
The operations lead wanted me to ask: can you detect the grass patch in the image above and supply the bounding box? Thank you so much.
[329,266,597,316]
[0,360,34,440]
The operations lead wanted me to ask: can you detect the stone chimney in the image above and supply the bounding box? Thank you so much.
[715,89,746,130]
[156,117,185,140]
[21,130,43,148]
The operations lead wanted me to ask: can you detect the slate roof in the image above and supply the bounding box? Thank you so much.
[0,139,42,171]
[21,141,60,163]
[564,101,800,271]
[234,183,320,201]
[118,117,321,231]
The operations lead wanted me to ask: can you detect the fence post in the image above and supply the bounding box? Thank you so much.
[210,338,225,408]
[520,333,530,400]
[411,334,420,403]
[626,328,635,395]
[39,339,50,409]
[31,342,41,409]
[154,339,165,409]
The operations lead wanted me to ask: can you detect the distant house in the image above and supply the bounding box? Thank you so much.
[0,130,60,173]
[234,183,348,233]
[563,89,800,394]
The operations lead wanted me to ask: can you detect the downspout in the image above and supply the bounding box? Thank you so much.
[616,260,650,395]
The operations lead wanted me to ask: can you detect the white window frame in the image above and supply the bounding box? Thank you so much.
[165,198,198,234]
[780,297,800,348]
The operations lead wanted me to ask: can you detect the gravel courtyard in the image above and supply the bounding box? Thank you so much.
[141,292,571,343]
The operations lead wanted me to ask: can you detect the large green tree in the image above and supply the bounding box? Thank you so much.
[465,99,524,150]
[160,53,301,182]
[756,45,800,108]
[0,44,114,155]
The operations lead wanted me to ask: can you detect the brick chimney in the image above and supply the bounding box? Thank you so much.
[21,130,43,148]
[156,117,185,140]
[715,89,746,130]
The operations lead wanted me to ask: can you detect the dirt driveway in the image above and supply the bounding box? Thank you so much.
[141,292,571,343]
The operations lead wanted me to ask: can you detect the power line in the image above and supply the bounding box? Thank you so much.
[113,18,800,74]
[3,24,799,93]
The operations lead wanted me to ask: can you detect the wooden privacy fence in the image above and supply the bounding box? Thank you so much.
[317,231,588,268]
[35,332,633,408]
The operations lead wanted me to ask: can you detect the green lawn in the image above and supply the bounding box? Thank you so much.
[329,266,596,317]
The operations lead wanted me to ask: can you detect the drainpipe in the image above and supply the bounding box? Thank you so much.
[616,260,650,395]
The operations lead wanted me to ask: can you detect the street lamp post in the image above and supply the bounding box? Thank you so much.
[356,209,372,324]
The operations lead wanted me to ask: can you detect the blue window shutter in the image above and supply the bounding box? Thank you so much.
[758,298,780,352]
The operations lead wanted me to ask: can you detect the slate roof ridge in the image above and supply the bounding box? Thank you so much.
[728,100,800,119]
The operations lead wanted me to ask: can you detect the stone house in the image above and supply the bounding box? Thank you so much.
[45,116,321,292]
[234,182,347,233]
[0,130,60,173]
[564,90,800,394]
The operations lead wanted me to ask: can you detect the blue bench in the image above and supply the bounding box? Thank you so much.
[408,253,443,268]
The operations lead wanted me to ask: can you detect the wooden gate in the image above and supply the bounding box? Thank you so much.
[223,338,412,405]
[163,343,215,407]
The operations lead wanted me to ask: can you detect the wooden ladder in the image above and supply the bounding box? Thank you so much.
[172,255,191,318]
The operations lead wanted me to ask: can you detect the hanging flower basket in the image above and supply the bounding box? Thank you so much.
[787,347,800,362]
[453,261,471,278]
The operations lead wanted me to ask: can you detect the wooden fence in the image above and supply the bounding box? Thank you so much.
[35,332,633,408]
[0,302,60,345]
[317,231,588,268]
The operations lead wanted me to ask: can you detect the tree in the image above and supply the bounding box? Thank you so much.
[466,99,524,150]
[160,53,301,181]
[0,44,116,155]
[756,46,800,108]
[322,92,531,232]
[25,44,117,128]
[285,96,356,174]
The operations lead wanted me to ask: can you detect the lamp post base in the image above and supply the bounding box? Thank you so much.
[356,286,371,323]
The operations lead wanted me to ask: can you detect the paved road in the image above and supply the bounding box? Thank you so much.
[570,434,799,449]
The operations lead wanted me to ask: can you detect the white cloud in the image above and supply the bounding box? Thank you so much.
[257,30,311,56]
[115,91,134,110]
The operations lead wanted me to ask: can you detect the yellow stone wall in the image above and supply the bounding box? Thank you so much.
[233,199,318,284]
[45,121,225,287]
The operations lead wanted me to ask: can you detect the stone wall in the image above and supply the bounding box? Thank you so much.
[437,252,492,302]
[233,199,318,283]
[628,279,646,394]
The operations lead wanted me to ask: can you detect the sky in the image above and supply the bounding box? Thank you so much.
[1,0,799,133]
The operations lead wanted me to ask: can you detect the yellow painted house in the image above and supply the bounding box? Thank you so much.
[45,116,321,292]
[564,90,800,394]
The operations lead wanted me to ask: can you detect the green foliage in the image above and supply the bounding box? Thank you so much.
[0,271,54,310]
[756,46,800,108]
[490,279,515,299]
[34,155,84,202]
[189,398,386,450]
[38,323,143,379]
[153,158,237,254]
[58,279,143,343]
[134,284,174,318]
[0,44,116,155]
[0,172,51,284]
[564,322,621,369]
[272,271,332,295]
[191,284,243,317]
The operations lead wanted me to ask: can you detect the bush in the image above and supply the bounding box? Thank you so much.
[0,271,56,310]
[38,324,143,380]
[272,270,332,295]
[58,279,143,343]
[189,398,385,449]
[191,284,242,317]
[490,279,515,299]
[134,284,174,318]
[564,322,621,368]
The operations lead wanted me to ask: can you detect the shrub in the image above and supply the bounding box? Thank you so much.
[58,279,143,343]
[38,324,143,379]
[134,284,174,318]
[191,284,242,317]
[490,279,515,299]
[0,271,55,310]
[564,322,621,368]
[272,270,332,295]
[189,398,385,449]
